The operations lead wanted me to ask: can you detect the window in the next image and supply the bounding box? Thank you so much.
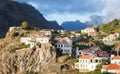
[91,60,92,62]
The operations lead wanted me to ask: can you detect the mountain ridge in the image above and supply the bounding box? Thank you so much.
[0,0,62,37]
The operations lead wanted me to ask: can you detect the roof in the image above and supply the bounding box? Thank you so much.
[96,50,105,54]
[57,40,69,45]
[102,64,120,70]
[113,56,120,60]
[82,49,92,53]
[88,32,97,34]
[87,41,95,45]
[101,53,109,57]
[79,55,92,59]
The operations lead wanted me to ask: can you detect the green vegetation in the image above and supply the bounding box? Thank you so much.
[61,32,71,37]
[12,32,19,37]
[9,45,17,53]
[21,21,39,30]
[21,21,29,30]
[99,19,120,34]
[57,55,70,63]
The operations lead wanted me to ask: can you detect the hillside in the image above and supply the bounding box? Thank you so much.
[99,19,120,34]
[0,0,62,37]
[0,29,56,73]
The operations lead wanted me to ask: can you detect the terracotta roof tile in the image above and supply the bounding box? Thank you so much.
[87,41,95,44]
[113,56,120,60]
[96,50,105,54]
[102,64,120,70]
[101,53,109,57]
[79,55,92,59]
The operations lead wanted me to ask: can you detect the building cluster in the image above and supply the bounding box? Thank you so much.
[101,55,120,73]
[8,26,120,73]
[81,27,97,36]
[21,30,51,48]
[102,33,120,42]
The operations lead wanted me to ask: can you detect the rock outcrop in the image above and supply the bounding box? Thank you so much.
[0,43,56,74]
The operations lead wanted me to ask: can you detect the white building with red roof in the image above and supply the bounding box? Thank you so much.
[101,55,120,73]
[81,27,96,34]
[75,55,102,72]
[103,33,120,42]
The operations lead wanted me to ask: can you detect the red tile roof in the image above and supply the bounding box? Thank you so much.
[101,53,109,57]
[87,41,95,45]
[113,56,120,60]
[102,64,120,70]
[96,50,105,54]
[88,32,97,34]
[79,55,92,59]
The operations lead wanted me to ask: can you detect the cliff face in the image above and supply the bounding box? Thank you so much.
[0,44,56,74]
[0,0,62,37]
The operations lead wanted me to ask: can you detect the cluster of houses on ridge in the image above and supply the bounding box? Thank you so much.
[9,26,120,73]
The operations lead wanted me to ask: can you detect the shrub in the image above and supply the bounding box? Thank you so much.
[57,55,70,63]
[12,32,19,37]
[9,46,16,53]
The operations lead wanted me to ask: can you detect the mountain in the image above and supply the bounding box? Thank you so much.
[61,20,88,31]
[0,0,62,37]
[99,19,120,34]
[49,21,63,30]
[85,15,105,26]
[61,15,105,31]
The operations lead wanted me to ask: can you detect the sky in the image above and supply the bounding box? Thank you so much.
[15,0,120,25]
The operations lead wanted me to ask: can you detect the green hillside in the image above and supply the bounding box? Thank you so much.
[99,19,120,34]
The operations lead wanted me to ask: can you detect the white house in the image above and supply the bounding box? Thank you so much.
[81,27,96,34]
[9,26,22,31]
[39,30,52,37]
[111,55,120,64]
[103,33,120,42]
[21,37,36,48]
[36,36,50,43]
[88,32,97,36]
[21,36,50,48]
[56,37,72,55]
[101,55,120,73]
[75,55,102,72]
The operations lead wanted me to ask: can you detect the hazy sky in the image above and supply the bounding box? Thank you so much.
[16,0,120,24]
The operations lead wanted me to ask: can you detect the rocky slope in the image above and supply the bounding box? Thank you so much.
[0,0,62,37]
[0,30,56,74]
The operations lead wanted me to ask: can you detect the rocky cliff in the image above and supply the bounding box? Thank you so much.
[0,29,56,74]
[0,44,56,74]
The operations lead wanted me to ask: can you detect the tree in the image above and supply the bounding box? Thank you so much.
[21,21,28,30]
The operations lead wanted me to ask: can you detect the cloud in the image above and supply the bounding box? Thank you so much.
[44,13,90,25]
[16,0,105,15]
[15,0,120,24]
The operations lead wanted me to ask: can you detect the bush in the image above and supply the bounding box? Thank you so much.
[12,32,19,37]
[36,42,41,48]
[9,46,16,53]
[57,55,70,63]
[21,21,29,30]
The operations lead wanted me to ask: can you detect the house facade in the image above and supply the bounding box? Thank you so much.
[21,36,50,48]
[9,26,22,31]
[103,33,120,42]
[101,55,120,73]
[75,55,102,72]
[56,37,72,55]
[81,27,96,34]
